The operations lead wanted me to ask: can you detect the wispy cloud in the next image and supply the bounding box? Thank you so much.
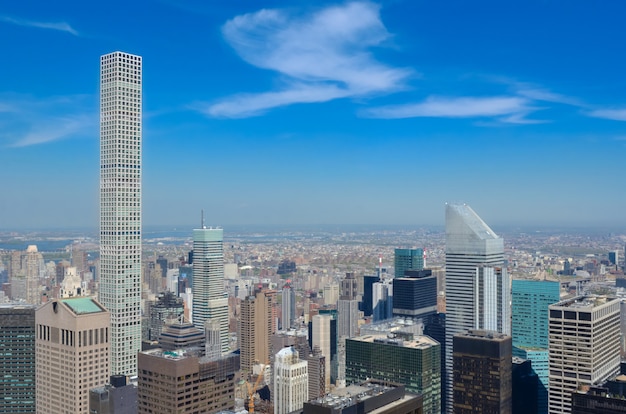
[362,96,539,123]
[0,15,79,36]
[0,94,96,148]
[587,108,626,121]
[202,2,411,118]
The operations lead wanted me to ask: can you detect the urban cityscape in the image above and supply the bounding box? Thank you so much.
[2,2,626,414]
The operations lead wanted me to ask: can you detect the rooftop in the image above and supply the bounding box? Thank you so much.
[61,297,106,315]
[552,295,618,309]
[350,333,439,350]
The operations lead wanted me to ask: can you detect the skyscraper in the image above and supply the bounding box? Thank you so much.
[311,314,332,390]
[274,347,309,414]
[0,305,36,414]
[511,279,560,414]
[452,330,512,414]
[191,226,229,354]
[240,288,273,375]
[282,282,296,330]
[444,203,509,412]
[394,248,425,278]
[99,51,142,376]
[36,298,111,414]
[548,295,620,414]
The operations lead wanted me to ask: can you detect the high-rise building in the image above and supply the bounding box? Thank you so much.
[36,298,111,414]
[392,269,437,320]
[372,279,393,322]
[99,51,142,376]
[274,347,309,414]
[340,272,358,300]
[137,348,239,414]
[453,330,512,414]
[323,283,339,306]
[145,291,184,341]
[360,275,380,317]
[394,248,425,278]
[0,304,36,414]
[240,288,274,375]
[345,333,441,414]
[512,357,538,414]
[444,203,509,411]
[511,279,560,414]
[191,226,229,354]
[282,282,296,330]
[548,295,621,414]
[311,314,332,390]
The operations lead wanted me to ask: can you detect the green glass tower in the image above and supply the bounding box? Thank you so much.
[345,334,441,414]
[394,248,424,278]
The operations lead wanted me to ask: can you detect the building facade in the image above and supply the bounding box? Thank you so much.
[137,349,239,414]
[345,334,441,414]
[0,305,36,414]
[240,289,274,375]
[394,248,425,278]
[36,298,111,414]
[444,203,509,412]
[274,347,308,414]
[511,279,560,414]
[548,296,621,414]
[99,51,142,376]
[191,227,229,354]
[453,330,512,414]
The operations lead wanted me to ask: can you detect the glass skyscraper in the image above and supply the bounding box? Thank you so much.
[192,227,229,354]
[444,203,509,412]
[512,279,560,414]
[394,248,425,278]
[99,51,142,375]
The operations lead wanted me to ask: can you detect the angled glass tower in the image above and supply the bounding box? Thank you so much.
[99,51,142,376]
[192,227,229,354]
[444,203,509,412]
[394,248,425,278]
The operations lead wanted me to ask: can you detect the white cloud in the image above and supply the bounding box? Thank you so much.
[203,2,411,118]
[0,94,96,148]
[0,15,79,36]
[363,96,534,120]
[587,108,626,121]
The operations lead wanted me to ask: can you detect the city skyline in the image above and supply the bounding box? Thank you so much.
[1,1,626,230]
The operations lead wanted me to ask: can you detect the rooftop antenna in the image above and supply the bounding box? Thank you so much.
[201,209,205,229]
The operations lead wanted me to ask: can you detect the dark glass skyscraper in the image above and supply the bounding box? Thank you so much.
[394,248,424,278]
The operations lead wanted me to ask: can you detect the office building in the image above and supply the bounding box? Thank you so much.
[10,245,44,304]
[36,297,111,414]
[444,203,509,411]
[341,272,358,301]
[240,288,274,375]
[145,291,185,341]
[453,330,512,414]
[311,314,332,389]
[394,248,425,278]
[137,348,239,414]
[99,51,142,376]
[548,295,621,414]
[609,251,619,266]
[282,282,296,330]
[571,364,626,413]
[372,279,392,322]
[512,357,538,414]
[89,375,138,414]
[300,381,423,414]
[346,334,440,414]
[191,226,229,354]
[511,279,560,414]
[323,283,339,306]
[306,348,326,399]
[0,304,36,414]
[158,322,205,351]
[392,269,437,319]
[360,275,379,317]
[274,347,308,414]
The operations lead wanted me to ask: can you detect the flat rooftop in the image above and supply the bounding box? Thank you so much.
[350,333,439,350]
[309,382,397,409]
[62,297,107,314]
[552,295,617,309]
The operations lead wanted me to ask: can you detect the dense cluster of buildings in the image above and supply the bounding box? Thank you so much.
[2,51,626,414]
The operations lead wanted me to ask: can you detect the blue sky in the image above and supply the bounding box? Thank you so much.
[1,0,626,230]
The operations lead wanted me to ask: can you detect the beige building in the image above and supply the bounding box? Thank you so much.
[240,289,275,375]
[311,314,332,389]
[36,297,110,413]
[137,348,239,414]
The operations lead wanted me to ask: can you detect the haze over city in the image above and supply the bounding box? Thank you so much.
[1,0,626,230]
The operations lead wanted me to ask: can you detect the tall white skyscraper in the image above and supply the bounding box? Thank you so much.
[274,346,308,414]
[311,314,332,390]
[192,227,229,354]
[99,51,142,376]
[444,203,510,412]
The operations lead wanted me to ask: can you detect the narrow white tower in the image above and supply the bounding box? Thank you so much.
[274,346,308,414]
[99,51,142,375]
